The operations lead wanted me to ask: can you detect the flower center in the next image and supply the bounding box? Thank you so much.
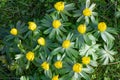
[41,62,49,70]
[37,37,46,46]
[98,22,107,32]
[10,28,18,36]
[73,63,82,73]
[77,24,86,34]
[62,40,70,48]
[26,51,34,61]
[54,1,64,11]
[52,75,59,80]
[52,20,61,29]
[54,61,62,69]
[83,8,92,16]
[82,56,90,65]
[28,22,37,31]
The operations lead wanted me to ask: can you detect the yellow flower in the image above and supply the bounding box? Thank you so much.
[52,75,59,80]
[82,56,90,65]
[28,22,37,31]
[54,60,62,69]
[83,8,92,16]
[52,20,61,29]
[41,61,49,70]
[10,28,18,36]
[54,1,64,11]
[77,24,86,34]
[98,22,107,32]
[62,40,70,48]
[26,51,34,61]
[73,63,82,73]
[37,37,46,46]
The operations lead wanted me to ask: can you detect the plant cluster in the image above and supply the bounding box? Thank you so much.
[3,0,117,80]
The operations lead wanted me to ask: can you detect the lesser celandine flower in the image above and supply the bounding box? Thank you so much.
[82,56,91,65]
[73,63,82,73]
[98,22,107,32]
[62,40,71,48]
[41,13,67,40]
[28,22,37,31]
[74,0,97,23]
[52,75,59,80]
[82,0,96,21]
[77,24,86,34]
[52,20,61,29]
[26,51,34,61]
[54,60,62,69]
[41,61,49,70]
[54,1,64,12]
[10,28,18,36]
[37,37,46,46]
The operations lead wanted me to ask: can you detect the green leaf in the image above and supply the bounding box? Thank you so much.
[77,16,84,22]
[60,13,68,21]
[83,34,92,45]
[44,28,52,34]
[79,71,90,80]
[57,54,62,60]
[20,76,29,80]
[106,27,118,35]
[75,36,84,48]
[115,11,120,18]
[63,10,72,16]
[66,49,76,61]
[24,31,31,39]
[90,16,96,24]
[59,72,73,80]
[56,34,62,41]
[15,54,24,60]
[71,73,79,80]
[45,70,52,78]
[51,47,62,56]
[26,61,30,69]
[85,16,89,25]
[93,31,100,39]
[99,45,117,65]
[82,65,94,73]
[90,60,98,67]
[4,35,14,41]
[49,29,55,39]
[44,14,52,21]
[62,22,71,26]
[73,10,81,17]
[16,21,22,29]
[41,16,52,27]
[60,26,67,32]
[66,33,73,40]
[86,0,90,8]
[68,48,79,58]
[105,32,115,40]
[65,3,75,11]
[79,43,99,60]
[101,31,115,46]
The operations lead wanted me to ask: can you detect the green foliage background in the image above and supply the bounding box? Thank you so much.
[0,0,120,80]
